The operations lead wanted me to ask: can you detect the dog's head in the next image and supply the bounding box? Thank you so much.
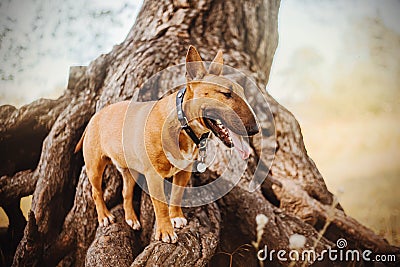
[184,46,259,159]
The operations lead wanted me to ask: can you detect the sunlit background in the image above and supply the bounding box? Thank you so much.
[0,0,399,245]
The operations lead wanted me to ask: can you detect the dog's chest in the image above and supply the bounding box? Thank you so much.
[165,143,197,174]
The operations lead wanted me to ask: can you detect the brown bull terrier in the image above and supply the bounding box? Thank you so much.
[74,46,259,243]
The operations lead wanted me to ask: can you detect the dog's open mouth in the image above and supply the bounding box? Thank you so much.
[204,118,251,159]
[204,118,233,147]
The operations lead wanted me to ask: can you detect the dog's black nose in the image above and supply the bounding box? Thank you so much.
[246,124,260,136]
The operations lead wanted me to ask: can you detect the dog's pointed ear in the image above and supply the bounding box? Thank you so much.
[208,50,223,76]
[186,45,207,80]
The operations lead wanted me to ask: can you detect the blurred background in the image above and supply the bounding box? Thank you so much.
[0,0,399,245]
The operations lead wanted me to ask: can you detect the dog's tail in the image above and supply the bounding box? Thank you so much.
[74,126,87,153]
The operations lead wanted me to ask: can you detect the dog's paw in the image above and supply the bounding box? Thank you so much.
[98,214,115,227]
[171,217,187,229]
[126,219,141,230]
[155,225,178,243]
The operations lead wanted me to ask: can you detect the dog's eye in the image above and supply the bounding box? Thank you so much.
[222,92,232,98]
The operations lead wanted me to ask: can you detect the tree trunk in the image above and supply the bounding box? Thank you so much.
[1,0,398,266]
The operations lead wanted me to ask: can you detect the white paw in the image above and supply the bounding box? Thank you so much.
[99,214,115,227]
[170,217,187,229]
[159,231,178,243]
[126,219,141,230]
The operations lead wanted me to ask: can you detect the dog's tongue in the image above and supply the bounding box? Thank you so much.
[228,129,251,160]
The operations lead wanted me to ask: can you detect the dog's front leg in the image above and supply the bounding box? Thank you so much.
[146,170,177,243]
[169,170,191,229]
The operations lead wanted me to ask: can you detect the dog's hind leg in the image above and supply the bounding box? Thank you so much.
[87,157,115,227]
[120,168,141,230]
[169,170,191,229]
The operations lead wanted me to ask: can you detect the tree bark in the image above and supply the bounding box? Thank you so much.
[0,0,398,266]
